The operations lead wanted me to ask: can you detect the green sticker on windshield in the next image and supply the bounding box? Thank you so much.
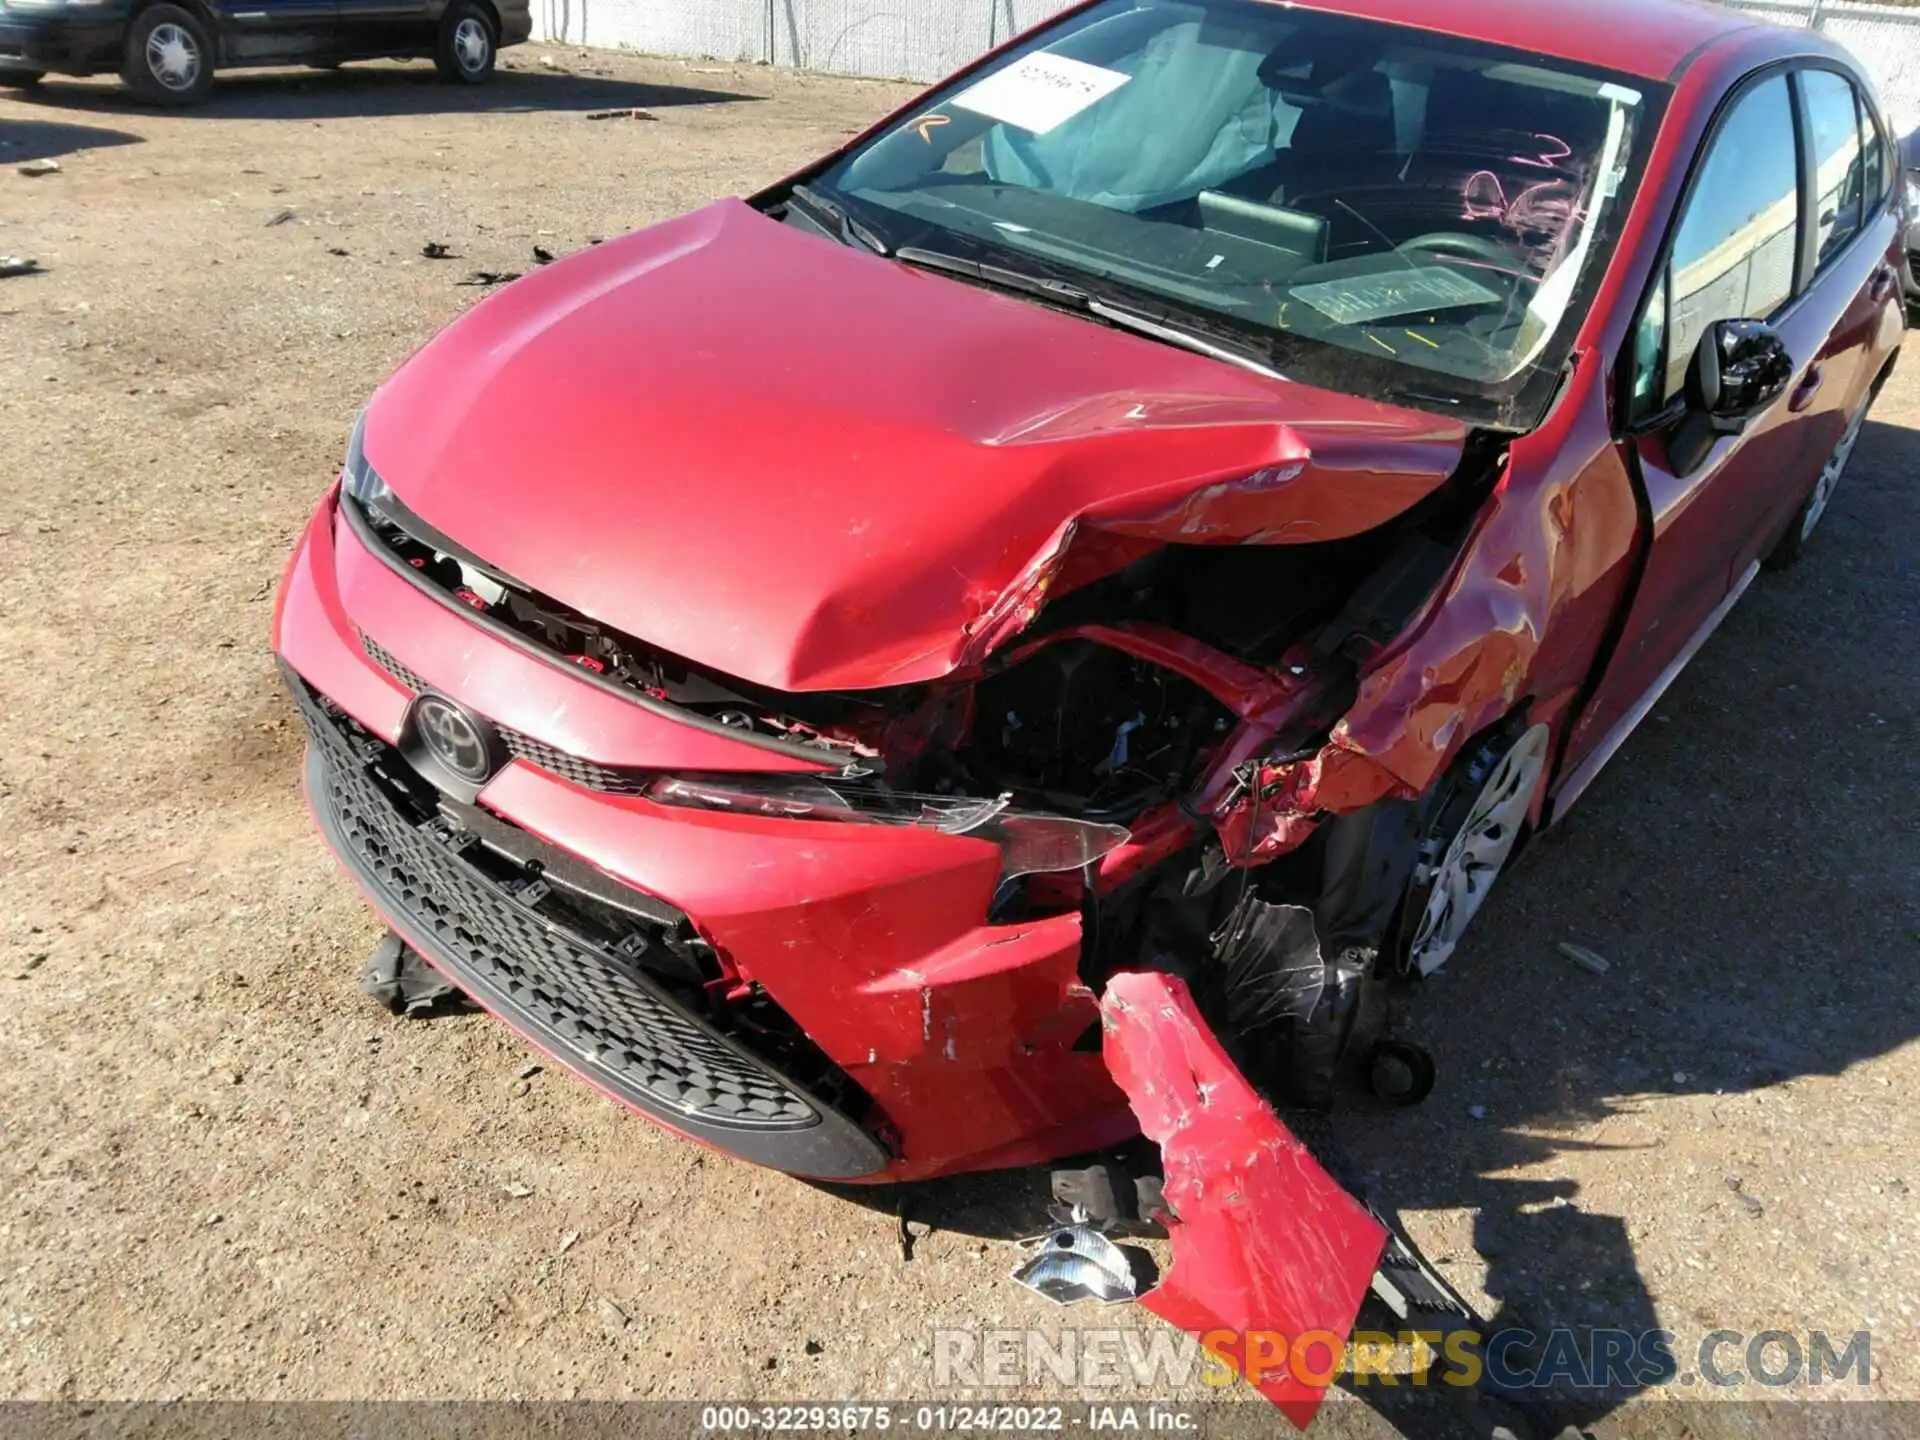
[1290,267,1503,327]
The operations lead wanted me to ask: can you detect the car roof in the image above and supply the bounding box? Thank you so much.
[1269,0,1758,83]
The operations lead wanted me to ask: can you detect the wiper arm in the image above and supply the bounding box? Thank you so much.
[895,245,1284,381]
[789,183,889,255]
[893,245,1091,305]
[1087,300,1286,382]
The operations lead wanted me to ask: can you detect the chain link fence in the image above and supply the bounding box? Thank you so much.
[1726,0,1920,130]
[532,0,1920,135]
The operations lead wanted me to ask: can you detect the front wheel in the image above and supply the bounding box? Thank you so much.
[1767,389,1870,569]
[434,2,495,84]
[122,4,214,106]
[1398,723,1551,977]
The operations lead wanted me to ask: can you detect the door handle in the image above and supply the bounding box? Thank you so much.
[1789,366,1823,412]
[1870,266,1899,303]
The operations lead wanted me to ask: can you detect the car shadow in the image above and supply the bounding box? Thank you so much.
[0,115,144,163]
[823,413,1920,1437]
[10,63,758,120]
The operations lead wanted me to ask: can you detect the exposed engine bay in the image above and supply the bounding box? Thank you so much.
[349,425,1502,1114]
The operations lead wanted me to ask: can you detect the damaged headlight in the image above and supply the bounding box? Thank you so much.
[341,412,395,511]
[645,775,1130,881]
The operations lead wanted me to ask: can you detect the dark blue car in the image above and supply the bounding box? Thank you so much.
[0,0,531,104]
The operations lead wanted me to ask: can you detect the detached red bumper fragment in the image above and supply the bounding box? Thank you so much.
[1099,972,1389,1429]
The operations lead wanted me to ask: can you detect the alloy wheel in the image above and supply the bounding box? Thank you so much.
[453,17,490,73]
[1406,724,1551,977]
[145,22,201,92]
[1800,398,1867,542]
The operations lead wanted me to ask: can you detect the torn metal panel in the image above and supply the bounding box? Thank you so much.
[365,200,1469,694]
[1099,971,1388,1429]
[1206,414,1643,862]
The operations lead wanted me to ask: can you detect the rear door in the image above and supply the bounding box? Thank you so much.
[335,0,434,60]
[215,0,340,64]
[1559,70,1820,791]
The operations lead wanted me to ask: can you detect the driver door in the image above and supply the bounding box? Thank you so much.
[1559,70,1825,795]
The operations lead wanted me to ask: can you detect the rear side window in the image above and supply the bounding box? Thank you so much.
[1858,83,1889,208]
[1802,68,1865,266]
[1636,74,1801,413]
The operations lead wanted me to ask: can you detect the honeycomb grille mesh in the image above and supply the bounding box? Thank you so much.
[295,687,821,1132]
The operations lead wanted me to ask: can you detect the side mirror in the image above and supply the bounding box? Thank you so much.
[1688,318,1793,424]
[1666,319,1793,476]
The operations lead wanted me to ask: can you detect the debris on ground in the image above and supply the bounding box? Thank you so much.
[1466,1103,1488,1121]
[587,107,657,121]
[265,208,296,227]
[457,271,521,287]
[532,245,554,265]
[358,932,471,1018]
[558,1230,581,1255]
[0,256,41,279]
[326,247,350,257]
[598,1297,631,1335]
[502,1182,535,1199]
[1556,941,1612,976]
[1009,1224,1141,1305]
[421,241,455,259]
[17,158,61,177]
[1725,1177,1765,1218]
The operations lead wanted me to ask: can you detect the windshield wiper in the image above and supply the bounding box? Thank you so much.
[892,245,1091,305]
[789,183,889,255]
[1085,299,1286,382]
[892,245,1285,382]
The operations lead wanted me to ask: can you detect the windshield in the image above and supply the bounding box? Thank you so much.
[815,0,1665,428]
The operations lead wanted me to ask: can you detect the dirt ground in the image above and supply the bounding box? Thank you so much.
[1,44,1916,1437]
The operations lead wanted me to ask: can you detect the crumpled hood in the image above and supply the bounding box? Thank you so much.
[362,199,1467,692]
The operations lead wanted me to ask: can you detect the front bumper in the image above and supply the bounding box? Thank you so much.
[274,491,1136,1181]
[0,15,124,74]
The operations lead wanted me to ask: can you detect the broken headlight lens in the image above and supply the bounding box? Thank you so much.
[644,775,1129,881]
[341,412,395,511]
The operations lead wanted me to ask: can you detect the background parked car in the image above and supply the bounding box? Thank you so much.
[0,0,531,105]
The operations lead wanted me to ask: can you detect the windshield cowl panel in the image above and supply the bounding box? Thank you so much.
[817,0,1669,431]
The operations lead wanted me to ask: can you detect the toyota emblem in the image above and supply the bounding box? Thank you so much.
[411,694,497,784]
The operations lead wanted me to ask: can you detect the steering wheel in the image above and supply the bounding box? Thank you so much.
[1396,232,1517,267]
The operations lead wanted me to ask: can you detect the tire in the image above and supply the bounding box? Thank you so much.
[1395,722,1551,977]
[1766,387,1870,570]
[122,4,214,106]
[0,69,46,89]
[434,1,495,84]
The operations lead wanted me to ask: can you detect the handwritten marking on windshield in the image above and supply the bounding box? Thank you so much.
[1512,132,1573,169]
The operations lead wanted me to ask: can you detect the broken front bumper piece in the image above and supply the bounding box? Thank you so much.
[1097,971,1390,1429]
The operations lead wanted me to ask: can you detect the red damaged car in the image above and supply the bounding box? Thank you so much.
[275,0,1902,1421]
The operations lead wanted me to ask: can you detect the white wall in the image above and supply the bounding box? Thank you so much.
[531,0,1077,81]
[530,0,1920,134]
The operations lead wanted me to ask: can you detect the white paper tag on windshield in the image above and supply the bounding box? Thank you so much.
[953,53,1131,136]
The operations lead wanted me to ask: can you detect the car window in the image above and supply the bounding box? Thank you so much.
[1632,74,1800,417]
[1858,84,1888,208]
[820,0,1662,430]
[1802,68,1865,266]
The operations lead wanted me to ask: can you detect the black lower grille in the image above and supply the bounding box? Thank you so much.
[292,680,888,1178]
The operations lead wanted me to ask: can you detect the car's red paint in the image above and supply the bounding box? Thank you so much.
[1100,972,1389,1428]
[363,198,1466,693]
[273,0,1905,1422]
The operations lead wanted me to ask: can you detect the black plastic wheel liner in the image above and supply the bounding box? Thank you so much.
[300,730,891,1181]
